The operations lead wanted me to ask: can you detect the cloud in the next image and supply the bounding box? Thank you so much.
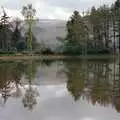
[44,0,115,9]
[0,0,116,20]
[4,8,23,20]
[81,118,96,120]
[27,0,71,20]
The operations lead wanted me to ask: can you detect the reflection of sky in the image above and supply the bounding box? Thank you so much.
[0,84,120,120]
[21,62,67,86]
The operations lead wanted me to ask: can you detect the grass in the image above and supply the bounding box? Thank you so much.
[0,53,119,61]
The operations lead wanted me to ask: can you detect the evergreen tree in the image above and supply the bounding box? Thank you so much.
[115,0,120,52]
[12,19,23,51]
[0,7,12,51]
[63,11,88,55]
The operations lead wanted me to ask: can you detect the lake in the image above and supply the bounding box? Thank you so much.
[0,57,120,120]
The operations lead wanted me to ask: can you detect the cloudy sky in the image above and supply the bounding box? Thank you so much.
[0,0,116,20]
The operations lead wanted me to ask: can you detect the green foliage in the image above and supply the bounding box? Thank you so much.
[58,0,120,55]
[24,31,37,51]
[12,19,22,49]
[0,7,12,51]
[61,10,88,55]
[0,1,120,55]
[41,47,54,55]
[0,7,38,53]
[0,51,15,54]
[16,40,26,52]
[21,4,36,51]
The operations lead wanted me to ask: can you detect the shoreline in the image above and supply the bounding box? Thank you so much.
[0,54,119,60]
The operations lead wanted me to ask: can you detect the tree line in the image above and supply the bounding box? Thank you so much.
[0,0,120,55]
[0,4,38,53]
[59,0,120,55]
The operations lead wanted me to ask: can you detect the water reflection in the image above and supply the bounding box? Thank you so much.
[0,58,120,114]
[22,85,39,111]
[64,58,120,112]
[0,61,23,105]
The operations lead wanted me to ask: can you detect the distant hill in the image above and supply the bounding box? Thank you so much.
[20,19,66,50]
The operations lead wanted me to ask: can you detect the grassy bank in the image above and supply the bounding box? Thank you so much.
[0,53,119,61]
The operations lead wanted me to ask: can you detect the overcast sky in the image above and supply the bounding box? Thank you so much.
[0,0,116,20]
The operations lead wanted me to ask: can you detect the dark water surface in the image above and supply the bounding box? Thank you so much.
[0,58,120,120]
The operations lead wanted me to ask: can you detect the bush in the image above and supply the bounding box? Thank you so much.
[0,51,16,56]
[62,46,82,55]
[87,49,110,55]
[34,51,41,55]
[0,51,16,54]
[41,48,54,55]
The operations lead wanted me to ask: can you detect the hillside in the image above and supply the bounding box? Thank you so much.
[20,19,66,49]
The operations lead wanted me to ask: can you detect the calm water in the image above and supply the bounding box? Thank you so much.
[0,58,120,120]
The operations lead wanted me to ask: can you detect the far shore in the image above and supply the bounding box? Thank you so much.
[0,54,119,61]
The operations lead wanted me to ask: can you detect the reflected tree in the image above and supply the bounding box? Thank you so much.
[64,58,120,112]
[22,60,39,111]
[22,86,39,111]
[0,61,23,105]
[65,60,85,101]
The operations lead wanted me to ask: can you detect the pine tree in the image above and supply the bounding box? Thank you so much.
[63,11,88,55]
[12,19,22,50]
[115,0,120,52]
[0,7,12,51]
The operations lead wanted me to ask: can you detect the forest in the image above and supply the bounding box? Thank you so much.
[0,0,120,55]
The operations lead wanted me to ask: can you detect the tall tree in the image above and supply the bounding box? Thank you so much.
[115,0,120,52]
[0,7,12,51]
[21,4,36,51]
[25,30,37,50]
[62,11,88,55]
[12,18,22,50]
